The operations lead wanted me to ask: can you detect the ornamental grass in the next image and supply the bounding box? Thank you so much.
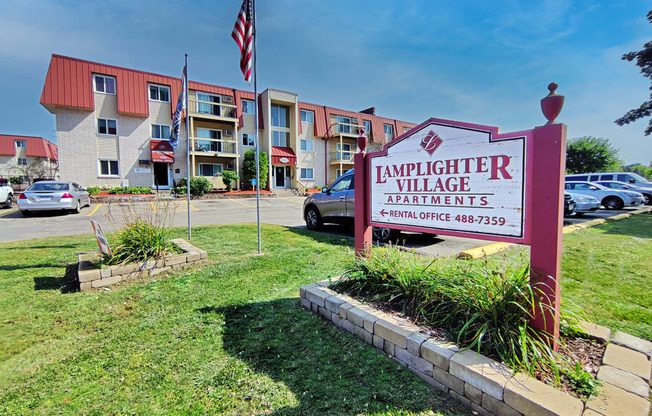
[333,245,591,388]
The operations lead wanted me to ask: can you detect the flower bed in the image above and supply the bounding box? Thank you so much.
[301,279,651,416]
[77,238,207,291]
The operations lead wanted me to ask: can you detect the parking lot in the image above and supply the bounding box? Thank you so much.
[0,195,647,257]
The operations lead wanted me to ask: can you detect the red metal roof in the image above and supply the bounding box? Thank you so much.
[40,55,415,145]
[151,139,174,163]
[298,102,328,137]
[0,134,58,160]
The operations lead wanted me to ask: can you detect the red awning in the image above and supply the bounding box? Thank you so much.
[271,146,296,165]
[151,139,174,163]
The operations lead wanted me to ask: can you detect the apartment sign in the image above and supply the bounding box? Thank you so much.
[369,120,527,238]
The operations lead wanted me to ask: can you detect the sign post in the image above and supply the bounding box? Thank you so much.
[354,84,566,349]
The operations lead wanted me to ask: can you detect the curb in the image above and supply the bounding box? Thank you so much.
[458,207,651,259]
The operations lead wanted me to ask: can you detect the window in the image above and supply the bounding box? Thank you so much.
[15,140,26,148]
[330,175,352,192]
[99,160,119,176]
[98,118,117,135]
[404,126,412,133]
[197,93,221,116]
[337,116,352,134]
[363,120,371,133]
[151,124,171,139]
[300,139,313,151]
[242,134,255,146]
[242,99,255,114]
[199,163,223,176]
[272,131,289,147]
[196,128,222,152]
[300,168,314,180]
[300,110,314,123]
[384,124,393,137]
[94,75,116,94]
[149,85,170,102]
[600,174,613,180]
[17,158,27,166]
[336,143,351,161]
[271,104,289,128]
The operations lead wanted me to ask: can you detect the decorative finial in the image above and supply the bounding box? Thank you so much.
[357,127,368,153]
[541,82,564,124]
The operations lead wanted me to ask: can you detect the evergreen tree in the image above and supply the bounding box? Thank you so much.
[566,136,622,173]
[615,10,652,135]
[241,150,269,190]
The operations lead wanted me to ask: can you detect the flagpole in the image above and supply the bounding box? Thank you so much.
[253,0,261,254]
[184,53,191,240]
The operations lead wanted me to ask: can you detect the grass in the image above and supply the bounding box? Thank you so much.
[0,224,470,416]
[559,214,652,340]
[1,214,649,414]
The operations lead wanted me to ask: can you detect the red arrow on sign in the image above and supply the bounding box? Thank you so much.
[380,209,388,217]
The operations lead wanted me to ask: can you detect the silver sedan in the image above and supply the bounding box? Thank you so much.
[18,181,91,216]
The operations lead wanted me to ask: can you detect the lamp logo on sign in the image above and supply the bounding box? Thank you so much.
[420,130,443,155]
[369,119,528,239]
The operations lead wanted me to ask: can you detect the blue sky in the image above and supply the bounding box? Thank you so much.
[1,0,650,164]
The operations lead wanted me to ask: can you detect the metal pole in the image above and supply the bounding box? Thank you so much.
[253,0,261,254]
[184,54,191,240]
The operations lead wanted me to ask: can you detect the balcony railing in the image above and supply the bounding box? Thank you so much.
[188,99,238,120]
[332,121,364,136]
[329,151,356,164]
[190,136,238,155]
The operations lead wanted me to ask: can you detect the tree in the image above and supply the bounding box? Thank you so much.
[241,150,269,190]
[615,10,652,135]
[623,162,652,179]
[566,136,622,174]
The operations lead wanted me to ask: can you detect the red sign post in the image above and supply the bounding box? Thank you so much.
[355,84,566,349]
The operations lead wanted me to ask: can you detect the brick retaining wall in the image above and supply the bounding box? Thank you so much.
[301,279,651,416]
[77,238,206,291]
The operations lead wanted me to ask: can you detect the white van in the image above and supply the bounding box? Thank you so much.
[566,172,652,187]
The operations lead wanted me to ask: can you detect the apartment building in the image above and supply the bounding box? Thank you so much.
[0,134,58,181]
[40,55,416,191]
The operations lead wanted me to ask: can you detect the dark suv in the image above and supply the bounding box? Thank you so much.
[303,170,398,242]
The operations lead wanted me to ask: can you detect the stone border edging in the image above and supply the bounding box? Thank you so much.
[458,206,652,259]
[77,238,207,291]
[300,280,651,416]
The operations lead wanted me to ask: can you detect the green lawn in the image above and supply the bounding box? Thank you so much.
[1,215,649,415]
[559,214,652,340]
[0,224,470,416]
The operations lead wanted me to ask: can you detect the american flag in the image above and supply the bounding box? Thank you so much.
[232,0,254,83]
[169,65,187,149]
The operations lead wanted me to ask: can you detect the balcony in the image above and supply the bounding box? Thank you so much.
[332,121,364,139]
[329,151,356,165]
[189,136,238,157]
[188,99,238,123]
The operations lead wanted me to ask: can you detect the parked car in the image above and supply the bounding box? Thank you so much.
[595,180,651,206]
[18,181,91,216]
[565,192,601,216]
[303,170,400,243]
[564,193,576,217]
[564,181,644,210]
[566,172,652,205]
[0,180,14,208]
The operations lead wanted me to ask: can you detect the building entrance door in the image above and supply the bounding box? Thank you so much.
[153,163,170,189]
[274,166,285,188]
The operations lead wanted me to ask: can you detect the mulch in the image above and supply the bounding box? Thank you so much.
[357,296,605,399]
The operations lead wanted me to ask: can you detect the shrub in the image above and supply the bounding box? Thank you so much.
[9,177,22,185]
[107,186,153,195]
[241,150,268,190]
[222,170,239,192]
[175,177,213,196]
[86,186,101,195]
